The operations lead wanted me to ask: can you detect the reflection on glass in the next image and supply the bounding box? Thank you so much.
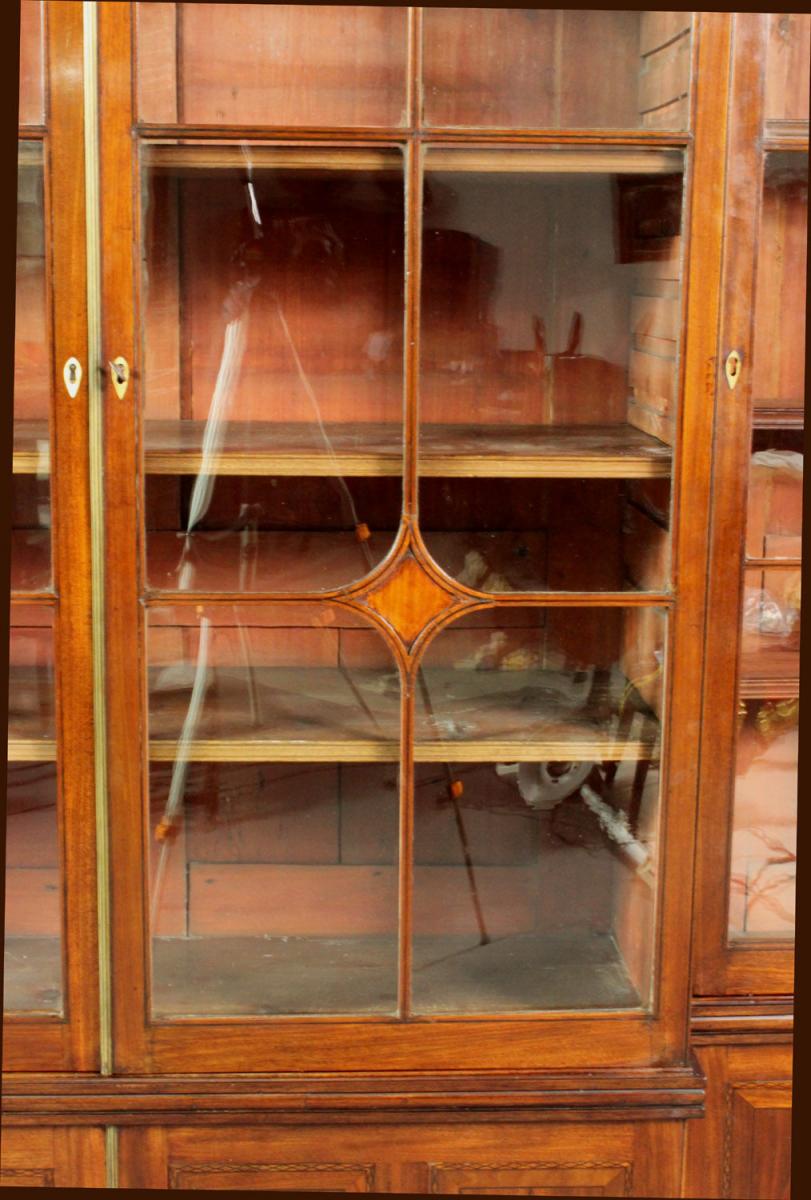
[141,145,404,593]
[745,442,803,559]
[411,606,664,1012]
[147,604,401,1015]
[765,14,811,126]
[729,699,797,937]
[729,439,801,940]
[753,153,808,414]
[5,610,60,1013]
[18,1,45,128]
[422,10,693,131]
[419,149,681,593]
[136,4,408,127]
[740,566,801,683]
[14,142,51,593]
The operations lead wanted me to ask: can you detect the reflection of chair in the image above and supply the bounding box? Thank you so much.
[601,673,660,835]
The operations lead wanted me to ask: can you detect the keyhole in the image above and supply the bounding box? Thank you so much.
[69,362,77,383]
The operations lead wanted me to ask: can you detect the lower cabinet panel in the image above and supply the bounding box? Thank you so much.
[118,1120,683,1194]
[684,1043,793,1200]
[0,1126,107,1188]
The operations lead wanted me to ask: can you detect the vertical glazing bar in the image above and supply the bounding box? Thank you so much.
[82,0,112,1077]
[396,10,424,1018]
[407,6,423,132]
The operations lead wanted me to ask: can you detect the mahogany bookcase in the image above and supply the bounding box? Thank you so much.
[3,7,804,1195]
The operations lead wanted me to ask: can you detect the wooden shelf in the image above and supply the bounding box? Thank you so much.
[419,424,671,478]
[144,420,671,479]
[739,678,799,701]
[143,143,682,177]
[143,144,403,173]
[147,666,658,763]
[426,148,683,175]
[6,740,57,763]
[752,405,805,429]
[12,420,50,474]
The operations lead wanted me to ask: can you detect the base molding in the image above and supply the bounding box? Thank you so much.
[2,1063,705,1123]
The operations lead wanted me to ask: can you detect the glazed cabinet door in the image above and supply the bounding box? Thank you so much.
[98,5,730,1074]
[694,12,807,997]
[4,1,98,1071]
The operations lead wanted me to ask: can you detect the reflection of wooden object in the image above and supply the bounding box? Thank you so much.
[765,14,811,126]
[17,1,45,127]
[752,159,808,412]
[745,450,803,558]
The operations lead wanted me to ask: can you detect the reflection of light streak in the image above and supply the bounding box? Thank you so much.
[151,617,211,930]
[272,296,374,574]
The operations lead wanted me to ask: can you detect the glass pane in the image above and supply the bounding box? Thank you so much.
[5,608,60,1013]
[729,699,797,937]
[729,434,801,940]
[412,606,664,1012]
[141,144,404,593]
[419,147,682,593]
[13,142,51,593]
[136,4,408,127]
[765,14,811,127]
[422,10,693,131]
[753,153,808,416]
[18,1,45,128]
[147,603,401,1015]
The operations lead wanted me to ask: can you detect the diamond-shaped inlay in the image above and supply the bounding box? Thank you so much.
[364,554,457,647]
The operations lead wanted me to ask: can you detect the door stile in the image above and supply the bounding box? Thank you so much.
[96,0,150,1072]
[650,10,733,1059]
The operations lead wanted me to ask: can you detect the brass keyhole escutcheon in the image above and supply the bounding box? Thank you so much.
[63,356,82,399]
[725,349,742,390]
[110,356,130,399]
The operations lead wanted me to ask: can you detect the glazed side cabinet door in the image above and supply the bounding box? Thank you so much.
[694,12,807,997]
[96,2,733,1076]
[118,1121,683,1195]
[4,0,98,1072]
